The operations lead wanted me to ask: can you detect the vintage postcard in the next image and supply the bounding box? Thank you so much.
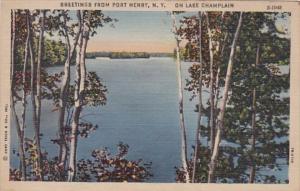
[0,0,299,191]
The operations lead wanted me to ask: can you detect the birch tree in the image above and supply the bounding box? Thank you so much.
[224,12,290,183]
[11,10,27,181]
[171,12,190,183]
[191,11,203,183]
[67,10,112,181]
[20,10,32,181]
[28,10,46,180]
[207,12,243,183]
[24,10,46,180]
[178,12,232,183]
[58,10,82,168]
[67,13,84,181]
[176,11,289,183]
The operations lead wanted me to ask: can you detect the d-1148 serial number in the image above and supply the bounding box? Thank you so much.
[267,5,282,10]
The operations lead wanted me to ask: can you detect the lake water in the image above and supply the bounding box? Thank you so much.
[10,57,288,182]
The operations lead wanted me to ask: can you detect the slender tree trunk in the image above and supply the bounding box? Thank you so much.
[10,10,16,97]
[11,10,16,83]
[58,10,82,168]
[20,10,32,181]
[11,10,27,181]
[67,105,81,182]
[31,10,46,181]
[11,103,27,181]
[28,13,44,180]
[67,34,83,182]
[192,11,203,183]
[249,45,260,183]
[79,33,88,95]
[214,33,228,110]
[206,13,215,151]
[36,10,46,135]
[171,12,190,183]
[214,13,228,117]
[67,11,89,181]
[207,12,243,183]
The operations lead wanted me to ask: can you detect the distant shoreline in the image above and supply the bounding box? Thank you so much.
[95,57,149,59]
[86,51,173,59]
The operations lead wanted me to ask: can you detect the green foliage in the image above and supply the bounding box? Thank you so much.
[41,71,107,108]
[82,72,107,106]
[178,12,290,183]
[10,143,152,182]
[76,143,152,182]
[15,38,67,68]
[13,10,71,69]
[11,9,118,182]
[224,12,290,183]
[11,9,290,183]
[83,10,115,37]
[109,52,150,59]
[43,39,67,66]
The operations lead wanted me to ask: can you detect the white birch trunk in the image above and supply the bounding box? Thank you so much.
[58,10,82,167]
[11,10,16,84]
[67,33,83,182]
[171,12,190,183]
[20,10,31,181]
[67,11,90,181]
[11,10,27,181]
[207,12,243,183]
[31,10,46,180]
[192,11,203,183]
[28,16,43,179]
[214,33,228,110]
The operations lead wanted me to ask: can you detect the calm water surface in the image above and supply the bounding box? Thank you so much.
[10,57,288,182]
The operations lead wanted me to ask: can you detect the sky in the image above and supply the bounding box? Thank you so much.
[87,11,176,53]
[75,11,290,53]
